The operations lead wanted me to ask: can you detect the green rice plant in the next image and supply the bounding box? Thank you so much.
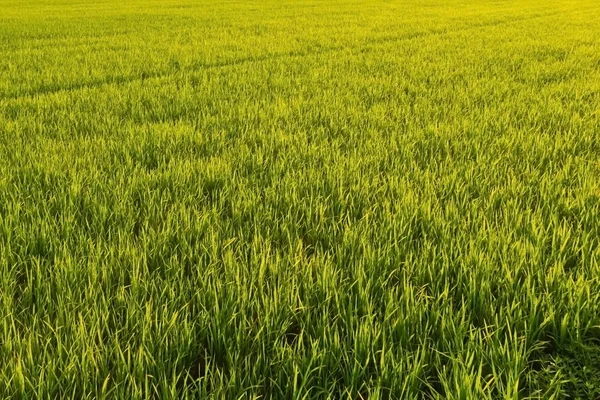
[1,0,599,398]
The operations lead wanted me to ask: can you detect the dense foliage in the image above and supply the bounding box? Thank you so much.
[1,0,599,398]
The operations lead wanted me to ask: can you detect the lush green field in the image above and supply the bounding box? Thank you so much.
[1,0,600,398]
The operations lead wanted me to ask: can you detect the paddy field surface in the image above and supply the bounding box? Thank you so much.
[1,0,600,398]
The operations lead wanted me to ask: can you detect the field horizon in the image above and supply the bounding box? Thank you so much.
[1,0,600,398]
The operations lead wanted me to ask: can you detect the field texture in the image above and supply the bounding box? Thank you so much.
[1,0,600,398]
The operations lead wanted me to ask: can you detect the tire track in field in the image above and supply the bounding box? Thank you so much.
[0,7,586,103]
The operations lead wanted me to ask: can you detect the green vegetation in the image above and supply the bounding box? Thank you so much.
[1,0,600,398]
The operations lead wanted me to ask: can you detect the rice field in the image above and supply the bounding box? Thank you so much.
[1,0,600,398]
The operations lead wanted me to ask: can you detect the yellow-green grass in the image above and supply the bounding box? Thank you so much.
[1,0,600,398]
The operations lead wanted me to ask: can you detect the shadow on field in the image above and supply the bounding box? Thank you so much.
[528,331,600,398]
[177,348,229,394]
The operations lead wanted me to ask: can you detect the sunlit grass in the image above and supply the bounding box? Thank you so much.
[1,0,600,398]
